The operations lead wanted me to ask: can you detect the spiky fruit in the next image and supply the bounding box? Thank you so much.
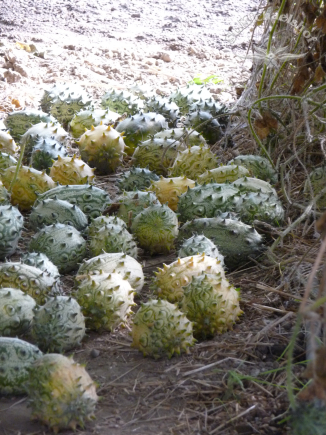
[34,184,111,219]
[77,124,125,175]
[229,155,278,184]
[198,165,250,184]
[127,83,156,100]
[131,203,178,255]
[87,215,127,237]
[69,108,120,138]
[181,274,242,339]
[233,191,284,225]
[0,180,10,205]
[4,109,56,140]
[29,137,68,172]
[0,262,61,305]
[0,205,24,259]
[0,288,36,337]
[118,167,159,191]
[1,166,56,211]
[20,122,68,160]
[232,176,277,196]
[31,296,85,352]
[116,190,159,225]
[0,152,18,174]
[116,112,168,156]
[132,137,184,175]
[88,223,138,259]
[0,130,18,155]
[168,145,218,180]
[178,216,264,270]
[75,272,135,331]
[170,84,212,115]
[21,252,60,279]
[144,96,180,127]
[25,353,98,432]
[177,183,239,222]
[0,337,42,395]
[76,253,144,293]
[178,235,224,265]
[152,254,225,303]
[154,127,207,147]
[101,88,144,115]
[189,98,229,127]
[184,110,223,144]
[40,83,93,125]
[305,166,326,208]
[30,198,88,231]
[29,223,87,274]
[148,176,195,211]
[131,299,195,359]
[49,155,95,185]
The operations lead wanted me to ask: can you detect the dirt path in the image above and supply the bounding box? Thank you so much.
[0,2,296,435]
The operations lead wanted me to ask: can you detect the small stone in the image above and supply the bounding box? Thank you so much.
[161,53,171,62]
[90,349,100,358]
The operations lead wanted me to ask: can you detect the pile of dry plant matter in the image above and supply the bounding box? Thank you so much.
[216,0,326,432]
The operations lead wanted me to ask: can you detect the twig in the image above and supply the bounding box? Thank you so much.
[209,405,257,434]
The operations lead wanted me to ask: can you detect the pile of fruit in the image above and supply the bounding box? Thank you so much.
[0,82,284,432]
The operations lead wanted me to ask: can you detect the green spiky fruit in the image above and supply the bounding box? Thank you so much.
[131,299,195,359]
[131,203,178,255]
[148,176,195,211]
[0,288,36,337]
[29,198,88,231]
[1,166,56,211]
[87,215,127,237]
[29,137,68,172]
[88,223,138,259]
[170,84,212,115]
[76,252,144,293]
[4,109,56,141]
[29,223,87,274]
[154,127,207,147]
[229,155,278,184]
[49,155,95,185]
[177,182,239,222]
[178,216,264,270]
[233,191,284,225]
[198,165,250,184]
[34,184,111,219]
[40,83,93,125]
[116,112,168,156]
[168,145,218,179]
[117,167,159,191]
[0,205,24,260]
[21,253,60,279]
[0,337,42,395]
[0,262,61,305]
[116,190,158,225]
[0,130,18,155]
[101,88,144,115]
[232,176,277,196]
[189,98,229,127]
[178,235,224,265]
[127,83,156,100]
[69,108,120,138]
[132,137,184,175]
[0,152,18,174]
[181,274,242,339]
[77,124,125,175]
[144,96,180,127]
[305,166,326,208]
[25,353,98,432]
[0,181,10,205]
[31,296,85,352]
[20,121,68,160]
[75,272,135,331]
[152,254,225,303]
[184,110,223,144]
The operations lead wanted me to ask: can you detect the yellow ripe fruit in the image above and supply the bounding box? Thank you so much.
[50,155,95,185]
[148,176,195,211]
